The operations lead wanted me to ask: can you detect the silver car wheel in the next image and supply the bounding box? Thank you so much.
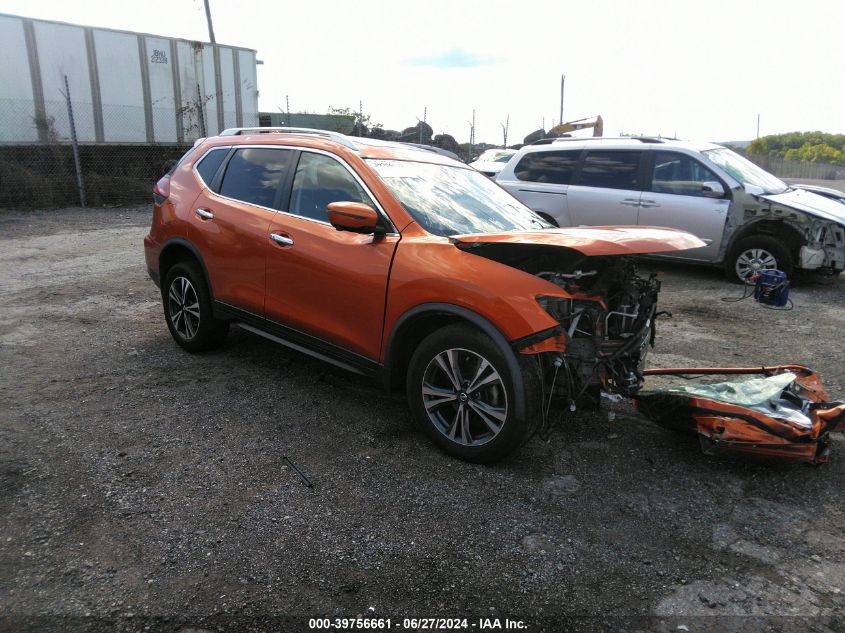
[167,276,200,340]
[421,347,508,447]
[735,248,778,284]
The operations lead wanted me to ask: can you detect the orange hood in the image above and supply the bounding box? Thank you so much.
[451,226,706,257]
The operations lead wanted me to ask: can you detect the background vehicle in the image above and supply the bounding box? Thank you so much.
[145,127,702,463]
[469,148,517,178]
[496,137,845,282]
[547,115,604,138]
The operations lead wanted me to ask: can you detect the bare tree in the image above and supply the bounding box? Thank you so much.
[501,114,509,147]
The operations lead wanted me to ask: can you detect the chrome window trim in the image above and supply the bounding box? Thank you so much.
[196,144,398,235]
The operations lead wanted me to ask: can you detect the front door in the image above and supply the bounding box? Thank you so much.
[264,151,399,361]
[638,150,730,262]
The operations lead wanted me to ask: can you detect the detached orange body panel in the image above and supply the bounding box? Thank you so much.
[635,366,845,465]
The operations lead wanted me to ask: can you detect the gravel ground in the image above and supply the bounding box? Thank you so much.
[1,207,844,633]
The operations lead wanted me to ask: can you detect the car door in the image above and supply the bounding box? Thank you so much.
[497,149,581,226]
[566,149,644,226]
[187,146,294,315]
[264,150,399,361]
[638,150,730,262]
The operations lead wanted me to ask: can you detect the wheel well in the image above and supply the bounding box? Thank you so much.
[730,220,805,258]
[159,243,202,290]
[385,313,470,390]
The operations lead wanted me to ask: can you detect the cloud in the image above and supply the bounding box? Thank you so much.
[406,48,500,68]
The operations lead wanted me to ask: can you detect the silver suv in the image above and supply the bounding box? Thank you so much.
[496,137,845,282]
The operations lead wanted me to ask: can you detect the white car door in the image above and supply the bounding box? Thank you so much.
[566,149,644,226]
[637,150,730,262]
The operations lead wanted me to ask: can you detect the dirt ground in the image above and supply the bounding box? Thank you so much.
[1,207,844,633]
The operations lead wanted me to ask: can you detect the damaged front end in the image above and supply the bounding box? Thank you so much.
[635,366,845,465]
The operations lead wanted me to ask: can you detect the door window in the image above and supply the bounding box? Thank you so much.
[218,148,292,208]
[651,151,722,197]
[195,147,229,189]
[288,152,373,222]
[576,151,641,190]
[513,150,581,184]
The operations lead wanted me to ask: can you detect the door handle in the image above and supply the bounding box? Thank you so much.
[620,199,640,207]
[639,200,661,208]
[269,233,294,246]
[195,208,214,220]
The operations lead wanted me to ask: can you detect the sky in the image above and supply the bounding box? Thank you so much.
[1,0,843,145]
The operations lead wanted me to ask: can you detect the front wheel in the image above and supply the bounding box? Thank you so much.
[406,324,540,463]
[725,235,793,284]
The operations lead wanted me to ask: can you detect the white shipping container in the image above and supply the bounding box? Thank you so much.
[0,13,259,144]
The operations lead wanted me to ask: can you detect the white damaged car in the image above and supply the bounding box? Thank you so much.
[496,138,845,282]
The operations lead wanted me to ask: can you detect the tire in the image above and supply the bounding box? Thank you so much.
[725,235,794,284]
[406,324,541,463]
[162,261,229,352]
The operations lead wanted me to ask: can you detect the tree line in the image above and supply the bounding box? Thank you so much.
[747,131,845,165]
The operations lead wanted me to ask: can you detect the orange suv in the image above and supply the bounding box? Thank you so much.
[144,128,702,462]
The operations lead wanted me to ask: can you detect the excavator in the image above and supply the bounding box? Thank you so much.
[548,114,603,137]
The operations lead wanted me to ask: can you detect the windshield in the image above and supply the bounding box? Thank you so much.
[477,150,515,163]
[367,159,550,235]
[702,147,789,194]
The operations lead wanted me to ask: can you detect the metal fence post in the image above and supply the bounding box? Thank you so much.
[63,74,86,207]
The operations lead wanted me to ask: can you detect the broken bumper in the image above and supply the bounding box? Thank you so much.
[633,366,845,465]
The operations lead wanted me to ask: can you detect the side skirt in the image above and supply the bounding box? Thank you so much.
[213,301,383,379]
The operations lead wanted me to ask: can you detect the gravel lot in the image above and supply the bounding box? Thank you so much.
[1,207,844,633]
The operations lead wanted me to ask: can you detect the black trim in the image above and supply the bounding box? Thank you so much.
[158,238,214,295]
[214,301,382,378]
[384,303,529,419]
[518,189,567,196]
[147,268,160,288]
[511,326,563,350]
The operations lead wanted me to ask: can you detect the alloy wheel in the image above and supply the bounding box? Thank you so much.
[421,347,508,447]
[735,247,777,283]
[168,276,201,340]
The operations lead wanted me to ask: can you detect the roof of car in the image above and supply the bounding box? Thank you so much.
[524,136,724,152]
[206,127,467,168]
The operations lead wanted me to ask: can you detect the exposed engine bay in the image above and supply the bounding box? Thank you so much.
[463,240,844,464]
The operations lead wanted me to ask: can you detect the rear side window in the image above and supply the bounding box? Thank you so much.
[195,148,228,188]
[219,148,292,208]
[513,150,581,185]
[288,152,372,222]
[651,151,722,197]
[576,150,642,190]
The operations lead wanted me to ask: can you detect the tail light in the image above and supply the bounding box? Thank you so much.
[153,175,171,205]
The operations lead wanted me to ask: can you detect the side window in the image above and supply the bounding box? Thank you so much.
[288,152,373,223]
[576,150,642,190]
[218,148,292,208]
[195,148,228,189]
[513,150,581,185]
[651,151,722,197]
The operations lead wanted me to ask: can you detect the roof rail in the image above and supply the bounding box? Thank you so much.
[630,136,665,143]
[218,127,359,151]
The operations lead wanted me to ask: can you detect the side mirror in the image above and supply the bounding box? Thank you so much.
[701,181,725,198]
[326,201,381,234]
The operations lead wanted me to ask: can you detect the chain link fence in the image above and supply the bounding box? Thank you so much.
[0,95,200,209]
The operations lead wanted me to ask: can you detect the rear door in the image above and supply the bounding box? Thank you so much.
[638,150,730,262]
[188,146,293,315]
[497,149,581,226]
[566,149,645,226]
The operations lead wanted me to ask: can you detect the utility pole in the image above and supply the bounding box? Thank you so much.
[467,109,476,162]
[286,95,290,125]
[501,114,509,147]
[756,113,760,138]
[559,74,565,126]
[203,0,216,44]
[358,100,363,136]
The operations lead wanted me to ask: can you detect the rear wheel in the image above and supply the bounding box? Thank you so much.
[725,235,793,284]
[406,324,540,463]
[162,261,228,352]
